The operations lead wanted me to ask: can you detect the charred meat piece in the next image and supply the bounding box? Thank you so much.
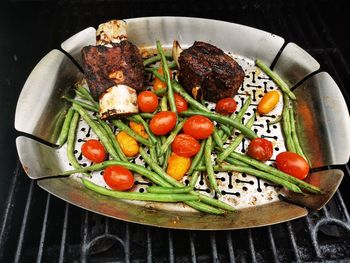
[82,40,145,100]
[178,41,245,102]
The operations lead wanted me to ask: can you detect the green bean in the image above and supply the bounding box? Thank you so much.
[138,113,154,119]
[180,110,257,139]
[67,112,81,168]
[255,59,296,100]
[187,141,206,176]
[96,119,127,162]
[185,201,224,215]
[205,136,220,194]
[139,147,235,212]
[220,125,232,136]
[268,114,282,125]
[225,157,251,168]
[189,158,204,189]
[217,114,256,163]
[156,137,165,166]
[76,86,99,108]
[149,146,158,166]
[74,89,89,101]
[188,171,200,189]
[95,119,121,161]
[60,160,171,187]
[143,52,172,66]
[212,127,224,149]
[111,119,153,148]
[172,81,210,113]
[282,95,296,152]
[162,148,171,170]
[195,165,302,193]
[229,152,321,194]
[72,103,120,160]
[129,115,157,144]
[57,107,75,147]
[82,179,198,202]
[160,118,186,155]
[289,105,309,163]
[156,41,176,113]
[160,96,168,111]
[147,186,192,194]
[63,96,98,112]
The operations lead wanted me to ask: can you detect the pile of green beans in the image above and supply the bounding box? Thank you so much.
[57,49,322,217]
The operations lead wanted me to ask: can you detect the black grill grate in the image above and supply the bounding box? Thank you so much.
[1,0,350,262]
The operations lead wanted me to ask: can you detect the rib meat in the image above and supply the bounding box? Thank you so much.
[178,41,245,102]
[81,40,145,100]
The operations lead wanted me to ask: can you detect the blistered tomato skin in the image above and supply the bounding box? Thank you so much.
[216,97,237,115]
[172,134,201,157]
[276,152,309,180]
[150,111,177,135]
[166,152,192,180]
[247,138,273,161]
[183,115,214,140]
[103,165,135,191]
[81,139,107,163]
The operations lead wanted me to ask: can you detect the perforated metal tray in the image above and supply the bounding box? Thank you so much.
[15,17,350,230]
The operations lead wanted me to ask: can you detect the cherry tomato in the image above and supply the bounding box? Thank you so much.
[103,165,135,191]
[276,152,309,180]
[174,93,188,113]
[152,65,172,92]
[247,138,273,161]
[216,97,237,115]
[81,139,106,163]
[137,91,159,113]
[171,134,201,157]
[150,111,177,135]
[258,90,280,114]
[183,115,214,140]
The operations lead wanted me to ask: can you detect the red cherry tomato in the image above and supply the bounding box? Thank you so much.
[247,138,273,161]
[103,165,135,191]
[137,91,159,113]
[150,111,177,135]
[81,139,106,163]
[174,93,188,113]
[216,97,237,115]
[276,152,309,180]
[183,115,214,140]
[171,134,201,157]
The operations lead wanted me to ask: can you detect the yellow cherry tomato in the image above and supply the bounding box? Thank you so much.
[116,131,139,157]
[129,121,149,139]
[166,152,191,181]
[258,90,280,114]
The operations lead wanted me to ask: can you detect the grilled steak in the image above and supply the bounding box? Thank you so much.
[81,40,145,100]
[178,41,245,102]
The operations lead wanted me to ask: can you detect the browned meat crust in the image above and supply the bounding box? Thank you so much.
[81,40,145,99]
[178,41,245,102]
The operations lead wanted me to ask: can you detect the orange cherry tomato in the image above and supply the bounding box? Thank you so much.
[81,139,106,163]
[171,134,201,158]
[150,111,177,135]
[258,90,280,114]
[216,97,237,115]
[174,93,188,113]
[152,65,172,92]
[137,91,159,113]
[276,152,309,180]
[183,115,214,140]
[247,138,273,161]
[103,165,135,191]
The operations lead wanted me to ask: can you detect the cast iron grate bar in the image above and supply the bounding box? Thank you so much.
[58,203,69,263]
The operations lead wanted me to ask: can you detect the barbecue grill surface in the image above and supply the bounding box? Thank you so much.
[1,0,350,262]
